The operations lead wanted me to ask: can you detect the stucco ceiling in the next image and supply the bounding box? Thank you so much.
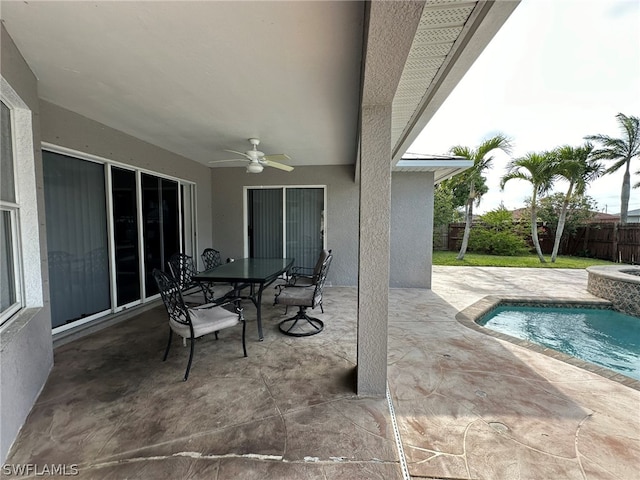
[0,1,518,171]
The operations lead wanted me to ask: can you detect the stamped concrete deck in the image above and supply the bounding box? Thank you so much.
[4,267,639,479]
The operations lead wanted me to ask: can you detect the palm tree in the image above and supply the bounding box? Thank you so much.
[500,152,555,263]
[549,143,604,262]
[585,113,640,224]
[450,134,512,260]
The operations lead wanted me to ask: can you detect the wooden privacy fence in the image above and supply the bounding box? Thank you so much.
[444,222,639,264]
[564,223,640,264]
[445,223,459,251]
[433,224,449,250]
[445,222,554,252]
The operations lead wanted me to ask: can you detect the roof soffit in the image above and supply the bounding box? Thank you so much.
[391,0,520,163]
[391,1,476,148]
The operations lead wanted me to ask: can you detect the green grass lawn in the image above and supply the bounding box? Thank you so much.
[432,251,618,268]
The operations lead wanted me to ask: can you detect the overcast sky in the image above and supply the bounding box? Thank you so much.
[410,0,640,215]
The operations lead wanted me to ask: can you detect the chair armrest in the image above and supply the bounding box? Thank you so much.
[286,267,315,286]
[291,266,314,277]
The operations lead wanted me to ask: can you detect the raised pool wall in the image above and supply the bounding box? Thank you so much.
[587,266,640,317]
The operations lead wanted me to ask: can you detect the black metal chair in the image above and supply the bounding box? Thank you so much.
[152,269,247,381]
[273,251,332,337]
[276,249,331,314]
[201,248,223,270]
[201,248,240,297]
[167,252,215,305]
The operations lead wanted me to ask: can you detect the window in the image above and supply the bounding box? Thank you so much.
[1,101,22,323]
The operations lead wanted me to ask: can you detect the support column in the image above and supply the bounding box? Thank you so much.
[357,104,392,396]
[355,0,425,397]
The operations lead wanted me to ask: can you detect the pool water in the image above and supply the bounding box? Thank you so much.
[479,306,640,381]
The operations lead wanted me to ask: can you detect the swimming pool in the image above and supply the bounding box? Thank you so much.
[479,306,640,381]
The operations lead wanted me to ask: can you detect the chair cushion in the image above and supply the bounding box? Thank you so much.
[292,276,314,287]
[275,286,319,307]
[170,305,240,338]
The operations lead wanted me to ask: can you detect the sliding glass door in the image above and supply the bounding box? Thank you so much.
[43,149,194,330]
[247,187,325,269]
[142,174,179,297]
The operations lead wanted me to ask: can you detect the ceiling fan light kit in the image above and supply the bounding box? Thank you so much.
[246,162,264,174]
[209,138,294,173]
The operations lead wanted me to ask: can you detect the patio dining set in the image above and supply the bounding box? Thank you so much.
[154,248,333,380]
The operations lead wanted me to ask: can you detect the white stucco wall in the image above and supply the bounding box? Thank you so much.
[209,165,436,289]
[210,164,360,286]
[390,171,434,288]
[38,101,215,255]
[0,24,52,464]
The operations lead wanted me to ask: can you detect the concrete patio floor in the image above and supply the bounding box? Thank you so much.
[4,267,639,479]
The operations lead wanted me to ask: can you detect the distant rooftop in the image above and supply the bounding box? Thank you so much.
[510,207,621,223]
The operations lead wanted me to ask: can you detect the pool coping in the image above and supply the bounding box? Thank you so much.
[455,295,640,392]
[586,265,640,284]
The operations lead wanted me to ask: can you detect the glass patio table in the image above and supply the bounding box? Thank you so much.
[193,257,294,340]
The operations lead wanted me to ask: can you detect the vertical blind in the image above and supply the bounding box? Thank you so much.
[43,151,110,328]
[0,102,15,202]
[286,188,324,269]
[249,189,283,258]
[0,211,16,314]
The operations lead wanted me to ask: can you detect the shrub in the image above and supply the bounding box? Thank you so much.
[467,207,530,256]
[468,228,529,256]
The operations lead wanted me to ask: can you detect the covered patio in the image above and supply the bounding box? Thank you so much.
[1,1,521,461]
[5,267,638,479]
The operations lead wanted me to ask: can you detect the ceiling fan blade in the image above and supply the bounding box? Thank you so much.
[208,158,248,164]
[263,154,291,162]
[223,149,252,160]
[263,160,294,172]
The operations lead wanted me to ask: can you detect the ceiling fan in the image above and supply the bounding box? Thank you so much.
[209,138,294,173]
